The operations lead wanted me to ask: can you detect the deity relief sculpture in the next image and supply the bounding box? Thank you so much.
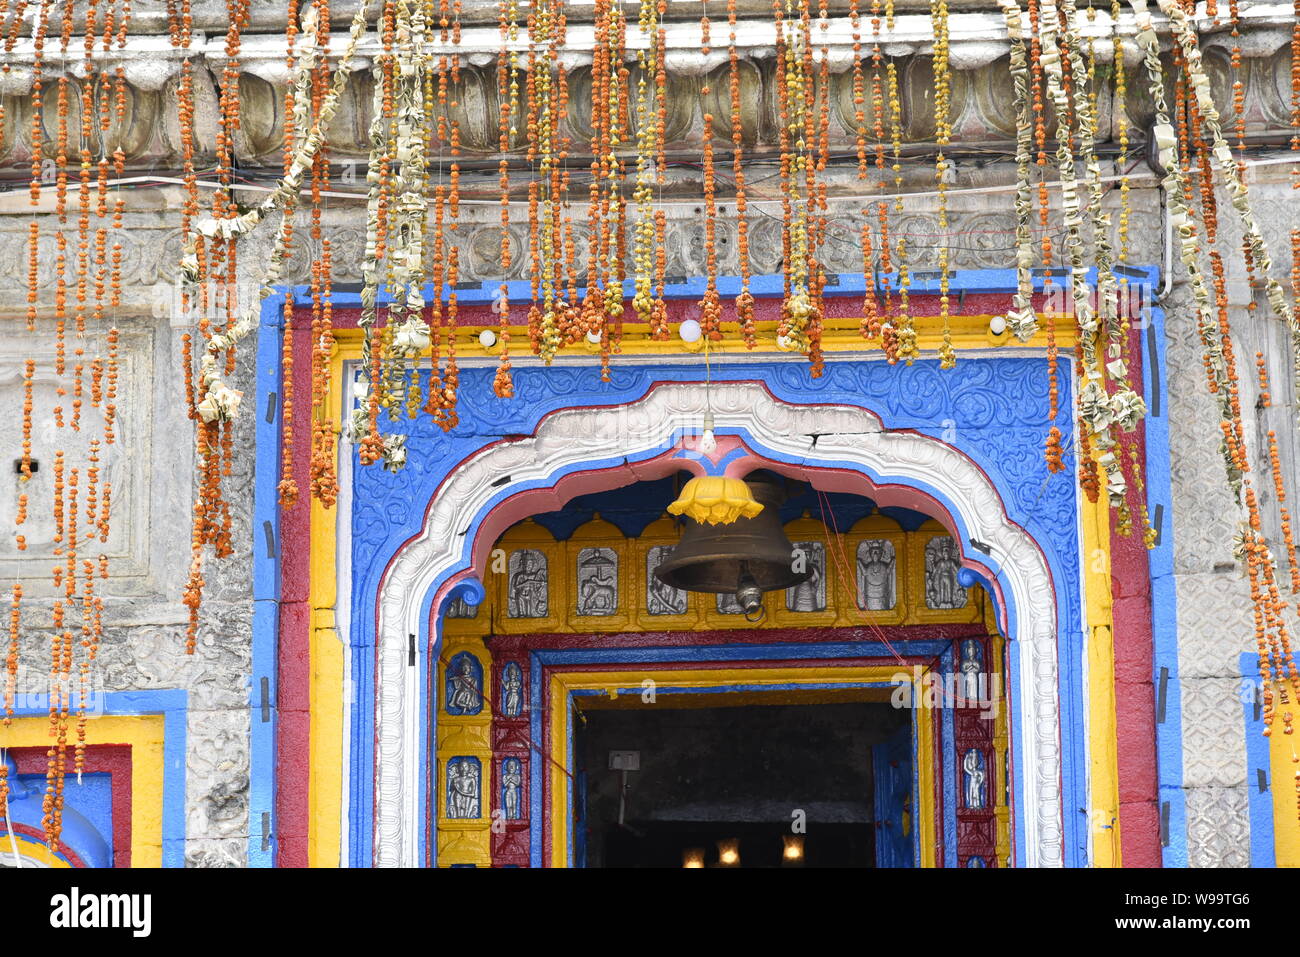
[856,539,897,611]
[925,536,968,610]
[786,542,826,612]
[507,549,548,618]
[647,545,688,615]
[717,592,744,615]
[500,662,523,718]
[576,547,618,616]
[446,757,481,819]
[502,758,523,820]
[445,652,484,716]
[960,638,984,701]
[963,749,987,810]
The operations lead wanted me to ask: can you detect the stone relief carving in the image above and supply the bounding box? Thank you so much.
[576,547,618,616]
[500,662,523,718]
[960,638,984,702]
[963,749,987,810]
[0,190,1166,303]
[445,651,484,717]
[446,757,481,819]
[646,545,688,616]
[501,758,523,821]
[507,549,548,618]
[856,539,897,611]
[786,542,826,612]
[925,536,968,610]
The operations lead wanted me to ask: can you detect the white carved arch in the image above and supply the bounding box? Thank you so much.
[373,380,1062,867]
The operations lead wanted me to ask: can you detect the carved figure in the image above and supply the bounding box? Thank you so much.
[857,539,897,611]
[963,749,987,809]
[926,536,967,610]
[509,550,548,618]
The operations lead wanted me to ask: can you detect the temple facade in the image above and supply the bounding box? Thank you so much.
[1,0,1299,867]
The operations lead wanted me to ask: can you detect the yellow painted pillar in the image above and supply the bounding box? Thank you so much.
[1270,711,1300,866]
[1081,490,1122,867]
[436,636,494,867]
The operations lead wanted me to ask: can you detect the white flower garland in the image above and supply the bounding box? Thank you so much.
[1148,0,1300,421]
[997,0,1038,341]
[1037,0,1144,507]
[1060,0,1145,508]
[1129,0,1238,489]
[185,0,375,423]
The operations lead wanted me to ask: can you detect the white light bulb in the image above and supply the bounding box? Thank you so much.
[586,330,603,345]
[478,328,498,349]
[679,319,703,343]
[699,429,717,454]
[989,315,1008,336]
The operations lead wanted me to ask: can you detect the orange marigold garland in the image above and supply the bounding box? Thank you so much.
[698,8,723,346]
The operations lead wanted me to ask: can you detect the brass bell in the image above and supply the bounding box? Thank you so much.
[655,479,809,620]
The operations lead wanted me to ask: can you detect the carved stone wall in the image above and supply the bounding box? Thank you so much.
[0,237,263,869]
[0,9,1295,176]
[1161,168,1300,868]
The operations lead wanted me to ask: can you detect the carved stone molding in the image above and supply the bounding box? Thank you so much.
[371,380,1061,867]
[2,20,1296,171]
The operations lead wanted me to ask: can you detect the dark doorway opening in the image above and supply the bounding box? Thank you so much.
[579,700,910,868]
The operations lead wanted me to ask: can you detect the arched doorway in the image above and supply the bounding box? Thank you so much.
[368,380,1065,867]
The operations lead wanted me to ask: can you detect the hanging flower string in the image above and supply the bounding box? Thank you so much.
[13,0,1300,852]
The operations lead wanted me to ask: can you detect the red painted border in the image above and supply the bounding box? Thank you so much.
[276,304,317,868]
[8,745,132,867]
[1110,323,1161,867]
[284,283,1131,867]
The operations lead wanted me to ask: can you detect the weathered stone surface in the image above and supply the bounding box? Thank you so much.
[1185,785,1252,869]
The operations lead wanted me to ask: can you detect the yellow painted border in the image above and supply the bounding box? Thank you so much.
[1,714,167,867]
[545,665,940,868]
[307,340,348,867]
[1268,703,1300,866]
[1081,482,1122,867]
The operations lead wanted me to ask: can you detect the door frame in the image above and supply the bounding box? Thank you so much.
[541,662,942,868]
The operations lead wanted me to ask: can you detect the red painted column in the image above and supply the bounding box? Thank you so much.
[276,303,316,867]
[490,648,532,867]
[1109,320,1162,867]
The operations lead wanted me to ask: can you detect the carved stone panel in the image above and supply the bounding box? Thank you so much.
[446,757,482,819]
[786,541,826,612]
[499,661,523,718]
[506,548,548,618]
[646,544,687,616]
[575,546,618,616]
[445,651,485,717]
[925,536,967,610]
[856,539,897,611]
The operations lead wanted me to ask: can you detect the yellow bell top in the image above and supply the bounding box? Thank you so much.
[666,476,764,526]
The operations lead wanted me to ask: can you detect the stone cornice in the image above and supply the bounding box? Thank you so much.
[1,4,1294,77]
